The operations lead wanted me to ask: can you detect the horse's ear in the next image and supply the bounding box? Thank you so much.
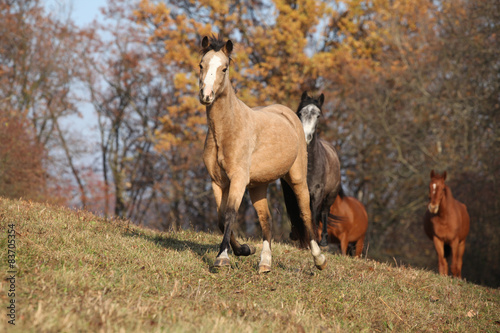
[202,36,209,48]
[430,170,435,178]
[224,40,233,55]
[443,171,447,181]
[319,93,325,107]
[301,91,308,101]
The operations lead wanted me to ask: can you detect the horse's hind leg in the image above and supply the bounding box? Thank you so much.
[319,210,329,247]
[249,185,272,273]
[320,193,337,247]
[212,181,255,267]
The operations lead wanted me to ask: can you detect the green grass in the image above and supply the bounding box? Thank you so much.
[1,197,499,332]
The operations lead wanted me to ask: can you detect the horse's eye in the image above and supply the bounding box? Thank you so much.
[199,64,203,70]
[222,68,227,73]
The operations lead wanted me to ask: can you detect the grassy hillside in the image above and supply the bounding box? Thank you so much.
[1,198,498,332]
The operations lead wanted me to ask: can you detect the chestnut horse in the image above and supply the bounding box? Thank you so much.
[198,35,326,273]
[317,187,368,257]
[424,170,470,278]
[289,92,341,247]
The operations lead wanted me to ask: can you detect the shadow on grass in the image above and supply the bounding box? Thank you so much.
[123,229,225,271]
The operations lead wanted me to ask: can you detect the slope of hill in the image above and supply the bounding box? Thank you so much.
[1,198,498,332]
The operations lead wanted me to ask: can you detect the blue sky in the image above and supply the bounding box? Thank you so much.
[44,0,104,27]
[42,1,107,163]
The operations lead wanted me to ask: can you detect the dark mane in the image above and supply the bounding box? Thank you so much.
[200,34,229,56]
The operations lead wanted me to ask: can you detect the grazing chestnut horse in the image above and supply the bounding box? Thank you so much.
[289,92,341,247]
[317,187,368,257]
[198,35,326,273]
[424,170,470,278]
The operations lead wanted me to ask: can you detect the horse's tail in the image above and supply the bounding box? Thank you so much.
[281,179,310,248]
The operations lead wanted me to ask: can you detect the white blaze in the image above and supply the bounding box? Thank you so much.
[203,54,223,95]
[300,105,320,144]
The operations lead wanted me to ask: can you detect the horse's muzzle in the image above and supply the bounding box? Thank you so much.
[428,203,439,214]
[199,88,215,105]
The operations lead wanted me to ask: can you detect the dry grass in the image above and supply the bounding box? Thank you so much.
[0,197,499,332]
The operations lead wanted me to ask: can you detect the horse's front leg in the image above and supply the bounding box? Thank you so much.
[214,178,254,267]
[249,185,272,273]
[292,181,327,270]
[432,236,448,276]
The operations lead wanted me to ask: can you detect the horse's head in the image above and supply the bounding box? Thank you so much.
[198,35,233,106]
[296,91,325,144]
[428,170,447,214]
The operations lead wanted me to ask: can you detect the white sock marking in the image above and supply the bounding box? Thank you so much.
[218,248,229,260]
[260,240,272,267]
[310,240,321,257]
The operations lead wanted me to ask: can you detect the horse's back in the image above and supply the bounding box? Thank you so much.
[254,104,303,132]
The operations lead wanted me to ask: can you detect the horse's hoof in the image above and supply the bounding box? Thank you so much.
[214,257,230,267]
[258,264,271,274]
[315,260,327,270]
[247,244,257,255]
[289,232,298,241]
[316,261,327,270]
[319,239,328,247]
[314,254,327,270]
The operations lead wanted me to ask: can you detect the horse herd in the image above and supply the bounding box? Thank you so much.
[198,35,470,278]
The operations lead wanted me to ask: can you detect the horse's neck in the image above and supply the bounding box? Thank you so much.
[439,185,453,215]
[206,83,244,135]
[307,133,321,158]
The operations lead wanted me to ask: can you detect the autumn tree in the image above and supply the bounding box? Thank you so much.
[0,111,46,201]
[0,0,94,205]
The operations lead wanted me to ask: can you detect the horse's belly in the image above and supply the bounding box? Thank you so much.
[347,227,366,242]
[248,151,296,184]
[248,133,298,184]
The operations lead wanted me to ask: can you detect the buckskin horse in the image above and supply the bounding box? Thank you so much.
[317,186,368,257]
[424,170,470,278]
[198,35,326,273]
[289,92,341,247]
